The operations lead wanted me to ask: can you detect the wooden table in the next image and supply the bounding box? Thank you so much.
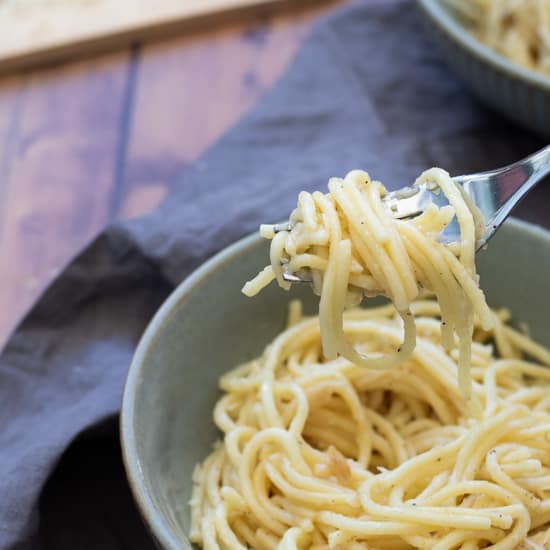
[0,1,347,348]
[2,0,549,351]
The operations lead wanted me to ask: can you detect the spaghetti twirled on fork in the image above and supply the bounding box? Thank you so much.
[243,168,492,403]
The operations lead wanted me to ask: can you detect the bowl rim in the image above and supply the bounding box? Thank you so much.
[417,0,550,91]
[120,217,549,549]
[120,229,260,550]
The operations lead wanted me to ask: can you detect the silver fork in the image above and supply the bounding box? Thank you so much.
[274,145,550,283]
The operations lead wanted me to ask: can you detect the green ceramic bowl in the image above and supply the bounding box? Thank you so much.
[121,218,550,549]
[417,0,550,137]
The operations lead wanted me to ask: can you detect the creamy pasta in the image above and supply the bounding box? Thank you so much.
[243,168,491,405]
[445,0,550,74]
[189,300,550,549]
[188,168,550,549]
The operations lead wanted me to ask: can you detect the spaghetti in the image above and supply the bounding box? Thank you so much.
[444,0,550,74]
[243,168,492,403]
[189,169,550,548]
[189,300,550,549]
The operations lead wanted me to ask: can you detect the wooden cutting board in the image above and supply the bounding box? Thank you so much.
[0,0,288,73]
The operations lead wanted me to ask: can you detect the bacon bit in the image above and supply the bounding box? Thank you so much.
[327,445,352,484]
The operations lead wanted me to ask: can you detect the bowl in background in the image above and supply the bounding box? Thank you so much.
[417,0,550,137]
[121,218,550,549]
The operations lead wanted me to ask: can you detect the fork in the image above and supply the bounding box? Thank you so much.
[274,145,550,283]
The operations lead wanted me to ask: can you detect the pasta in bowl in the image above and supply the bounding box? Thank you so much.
[191,299,550,549]
[190,170,550,549]
[417,0,550,137]
[121,177,550,549]
[445,0,550,75]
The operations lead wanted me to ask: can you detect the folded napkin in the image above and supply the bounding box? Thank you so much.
[1,1,546,548]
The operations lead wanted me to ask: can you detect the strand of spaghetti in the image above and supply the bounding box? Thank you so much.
[331,172,417,307]
[320,237,416,369]
[335,180,412,305]
[416,168,476,274]
[397,223,457,349]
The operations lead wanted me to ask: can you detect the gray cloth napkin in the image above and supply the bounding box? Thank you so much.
[1,1,547,548]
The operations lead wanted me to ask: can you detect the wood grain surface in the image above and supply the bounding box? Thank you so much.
[2,0,547,350]
[0,0,296,73]
[0,0,346,347]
